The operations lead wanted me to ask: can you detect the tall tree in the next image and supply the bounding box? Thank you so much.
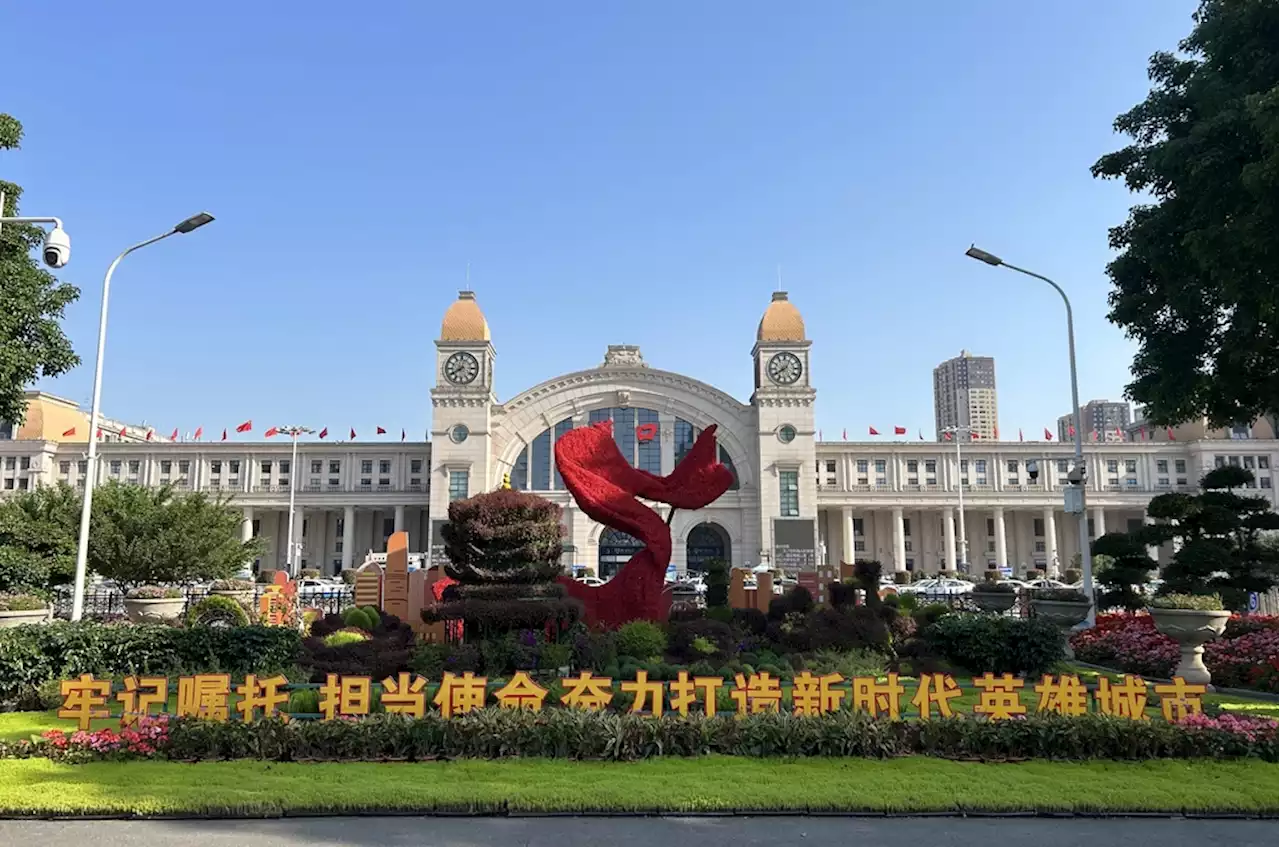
[0,114,80,428]
[0,482,79,593]
[1091,0,1278,429]
[1141,466,1279,610]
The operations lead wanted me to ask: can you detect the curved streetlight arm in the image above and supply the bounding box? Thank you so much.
[966,246,1095,625]
[70,215,214,621]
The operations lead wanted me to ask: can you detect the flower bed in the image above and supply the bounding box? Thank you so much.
[1070,613,1278,691]
[2,710,1274,763]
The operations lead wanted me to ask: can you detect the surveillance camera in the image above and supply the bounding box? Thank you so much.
[1067,464,1087,485]
[1026,460,1039,481]
[42,226,70,268]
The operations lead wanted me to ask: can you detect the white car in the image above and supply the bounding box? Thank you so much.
[575,576,605,588]
[1024,578,1069,590]
[296,578,344,600]
[900,578,974,596]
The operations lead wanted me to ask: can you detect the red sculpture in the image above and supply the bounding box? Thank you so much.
[555,420,734,628]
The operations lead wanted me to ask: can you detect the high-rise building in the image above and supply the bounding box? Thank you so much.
[933,350,998,440]
[1059,400,1131,442]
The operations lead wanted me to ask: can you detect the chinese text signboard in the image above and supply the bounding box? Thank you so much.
[773,518,818,572]
[56,671,1207,730]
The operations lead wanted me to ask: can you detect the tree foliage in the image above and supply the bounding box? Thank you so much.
[0,114,80,428]
[430,488,580,637]
[1138,466,1279,609]
[87,483,264,588]
[1091,0,1278,428]
[1090,532,1155,611]
[0,482,79,593]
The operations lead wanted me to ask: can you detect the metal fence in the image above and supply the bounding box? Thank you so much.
[52,585,357,621]
[897,590,1032,618]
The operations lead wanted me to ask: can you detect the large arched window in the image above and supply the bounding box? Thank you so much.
[675,417,740,491]
[686,522,730,573]
[598,528,644,578]
[511,408,740,492]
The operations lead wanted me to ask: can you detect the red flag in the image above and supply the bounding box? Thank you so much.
[1140,426,1147,441]
[1068,425,1075,437]
[221,428,228,441]
[970,431,980,440]
[236,420,252,433]
[1019,428,1024,442]
[1166,426,1175,441]
[1115,426,1124,440]
[145,430,152,441]
[350,428,357,440]
[868,426,879,436]
[1044,428,1053,441]
[993,426,1000,440]
[169,428,178,441]
[95,427,103,439]
[893,426,907,435]
[120,427,127,438]
[1090,430,1097,442]
[401,428,406,442]
[943,431,953,441]
[62,426,76,437]
[318,427,328,439]
[194,426,203,440]
[264,427,280,438]
[376,426,387,435]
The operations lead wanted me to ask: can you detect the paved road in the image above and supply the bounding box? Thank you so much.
[0,817,1274,846]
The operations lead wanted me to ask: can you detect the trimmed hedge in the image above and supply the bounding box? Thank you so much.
[141,710,1278,762]
[0,622,302,702]
[922,614,1064,676]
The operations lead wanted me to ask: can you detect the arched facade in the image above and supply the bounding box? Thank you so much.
[429,298,820,578]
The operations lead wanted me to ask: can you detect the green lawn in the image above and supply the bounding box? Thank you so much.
[0,757,1275,816]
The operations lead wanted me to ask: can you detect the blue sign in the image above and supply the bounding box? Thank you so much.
[1248,592,1260,613]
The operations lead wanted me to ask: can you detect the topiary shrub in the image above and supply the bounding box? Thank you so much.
[616,620,667,660]
[426,488,581,639]
[853,560,883,609]
[667,618,734,662]
[184,595,250,629]
[339,569,358,585]
[922,613,1064,676]
[322,628,372,648]
[767,586,814,621]
[828,580,858,609]
[299,569,321,579]
[342,607,376,631]
[703,558,730,609]
[731,607,767,635]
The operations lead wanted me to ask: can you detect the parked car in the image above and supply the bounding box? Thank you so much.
[1024,578,1069,591]
[575,576,605,588]
[900,578,974,596]
[296,578,344,600]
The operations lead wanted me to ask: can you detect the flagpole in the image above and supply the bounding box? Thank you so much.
[278,425,315,576]
[942,425,971,570]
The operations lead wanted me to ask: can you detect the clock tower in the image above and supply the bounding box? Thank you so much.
[750,291,819,572]
[429,291,496,559]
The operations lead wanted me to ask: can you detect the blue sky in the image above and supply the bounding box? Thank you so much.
[3,1,1196,441]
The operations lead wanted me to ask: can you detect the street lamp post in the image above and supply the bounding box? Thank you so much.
[965,246,1095,625]
[277,426,315,576]
[69,213,216,621]
[940,425,972,571]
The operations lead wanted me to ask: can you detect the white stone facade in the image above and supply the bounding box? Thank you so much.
[1,291,1276,579]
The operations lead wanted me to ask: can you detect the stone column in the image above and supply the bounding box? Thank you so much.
[1091,507,1106,538]
[841,507,855,563]
[943,507,957,572]
[394,504,406,533]
[1043,508,1059,576]
[241,506,254,543]
[1144,514,1160,562]
[994,507,1008,569]
[892,507,906,572]
[342,505,355,570]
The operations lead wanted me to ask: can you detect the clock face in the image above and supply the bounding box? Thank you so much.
[444,351,479,385]
[767,352,803,385]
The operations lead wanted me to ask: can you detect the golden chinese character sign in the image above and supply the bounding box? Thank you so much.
[55,672,1208,729]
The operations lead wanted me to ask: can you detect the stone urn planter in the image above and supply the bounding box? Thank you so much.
[123,596,187,623]
[1031,597,1092,658]
[1147,607,1231,685]
[971,589,1017,614]
[0,607,50,628]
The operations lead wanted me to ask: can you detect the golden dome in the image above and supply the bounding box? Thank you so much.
[756,291,806,342]
[440,290,490,342]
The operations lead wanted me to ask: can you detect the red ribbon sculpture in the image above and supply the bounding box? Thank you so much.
[555,421,735,628]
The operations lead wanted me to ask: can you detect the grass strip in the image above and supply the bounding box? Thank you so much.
[0,757,1274,817]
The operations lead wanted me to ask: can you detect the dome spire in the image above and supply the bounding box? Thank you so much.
[756,290,806,342]
[439,290,491,342]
